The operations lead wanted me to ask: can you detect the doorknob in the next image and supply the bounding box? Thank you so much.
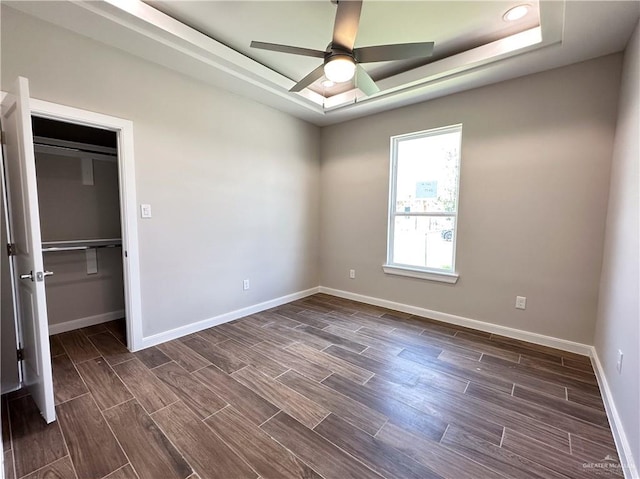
[35,271,54,282]
[20,271,33,281]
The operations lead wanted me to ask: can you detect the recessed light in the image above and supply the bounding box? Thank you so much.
[503,4,530,21]
[322,80,335,88]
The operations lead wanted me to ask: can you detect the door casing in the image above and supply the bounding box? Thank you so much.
[29,98,144,352]
[0,90,144,356]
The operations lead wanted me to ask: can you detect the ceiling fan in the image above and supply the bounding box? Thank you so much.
[250,0,435,96]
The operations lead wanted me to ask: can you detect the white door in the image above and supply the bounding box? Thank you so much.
[1,77,55,423]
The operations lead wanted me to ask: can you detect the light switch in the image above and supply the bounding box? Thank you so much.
[140,204,152,218]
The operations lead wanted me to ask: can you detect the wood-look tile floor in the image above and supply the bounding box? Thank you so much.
[2,294,624,479]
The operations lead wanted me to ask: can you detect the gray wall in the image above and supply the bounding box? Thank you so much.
[320,54,621,345]
[0,7,628,350]
[36,154,121,241]
[1,6,321,338]
[36,153,125,326]
[594,20,639,470]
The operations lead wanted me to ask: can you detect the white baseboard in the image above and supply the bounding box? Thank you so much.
[590,348,639,479]
[48,310,125,335]
[318,286,592,356]
[138,287,320,349]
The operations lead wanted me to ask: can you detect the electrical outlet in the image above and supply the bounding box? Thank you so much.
[243,279,250,291]
[349,269,356,279]
[515,296,527,310]
[617,349,623,373]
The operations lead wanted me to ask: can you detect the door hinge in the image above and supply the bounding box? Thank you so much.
[7,243,16,256]
[16,348,24,361]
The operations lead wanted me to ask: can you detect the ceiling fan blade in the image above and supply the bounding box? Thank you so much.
[354,42,435,63]
[355,65,379,96]
[332,0,363,51]
[250,41,325,58]
[289,64,326,92]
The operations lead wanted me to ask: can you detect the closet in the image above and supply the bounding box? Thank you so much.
[1,77,138,422]
[32,117,126,337]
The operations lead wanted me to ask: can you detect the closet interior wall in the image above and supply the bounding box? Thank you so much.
[33,117,125,334]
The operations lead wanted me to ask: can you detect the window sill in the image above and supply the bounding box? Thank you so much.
[382,264,459,284]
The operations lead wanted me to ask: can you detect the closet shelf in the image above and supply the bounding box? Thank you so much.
[41,238,122,253]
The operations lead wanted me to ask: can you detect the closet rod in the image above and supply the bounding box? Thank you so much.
[42,244,122,253]
[34,144,117,163]
[33,136,117,156]
[41,238,122,253]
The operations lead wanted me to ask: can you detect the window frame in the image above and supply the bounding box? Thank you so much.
[384,124,462,284]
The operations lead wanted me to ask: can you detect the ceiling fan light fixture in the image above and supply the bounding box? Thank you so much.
[503,4,530,21]
[324,55,356,83]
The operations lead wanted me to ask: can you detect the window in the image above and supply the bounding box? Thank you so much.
[384,124,462,283]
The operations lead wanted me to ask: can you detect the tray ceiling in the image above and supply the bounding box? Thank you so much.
[4,0,639,125]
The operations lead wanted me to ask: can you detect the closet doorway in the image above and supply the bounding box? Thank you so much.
[33,117,126,337]
[1,77,142,423]
[30,97,143,354]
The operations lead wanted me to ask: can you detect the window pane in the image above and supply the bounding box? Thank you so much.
[392,216,455,271]
[395,130,460,213]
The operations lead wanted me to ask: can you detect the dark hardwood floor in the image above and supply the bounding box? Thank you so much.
[2,294,623,479]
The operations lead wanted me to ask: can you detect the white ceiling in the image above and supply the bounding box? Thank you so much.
[6,1,640,126]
